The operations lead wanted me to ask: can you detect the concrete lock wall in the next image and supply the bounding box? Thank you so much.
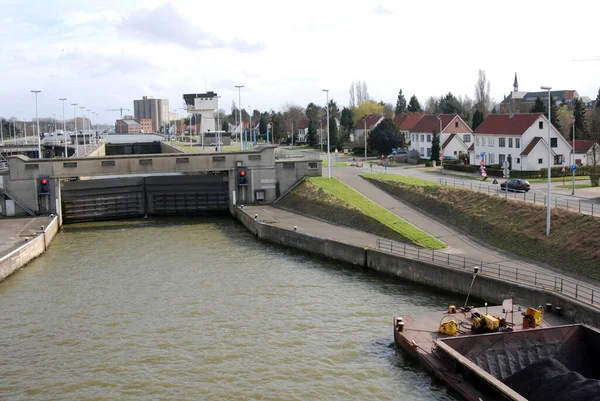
[274,161,322,197]
[0,216,59,283]
[160,142,185,154]
[237,208,600,327]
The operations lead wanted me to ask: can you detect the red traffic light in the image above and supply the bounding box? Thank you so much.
[40,178,47,185]
[240,170,246,177]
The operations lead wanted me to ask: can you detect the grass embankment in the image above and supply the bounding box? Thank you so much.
[276,177,446,250]
[322,159,348,167]
[361,173,600,280]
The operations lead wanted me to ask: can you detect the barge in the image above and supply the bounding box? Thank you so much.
[393,304,600,400]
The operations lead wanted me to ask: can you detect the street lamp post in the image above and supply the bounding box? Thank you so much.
[248,105,252,149]
[31,90,41,158]
[71,103,78,156]
[59,98,67,156]
[541,86,552,237]
[235,85,244,150]
[216,95,222,152]
[322,89,331,179]
[571,118,575,196]
[86,109,91,152]
[80,107,85,154]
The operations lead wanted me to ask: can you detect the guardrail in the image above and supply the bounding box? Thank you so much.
[438,178,598,217]
[376,238,598,308]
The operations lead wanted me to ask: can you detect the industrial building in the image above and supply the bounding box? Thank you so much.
[133,96,170,133]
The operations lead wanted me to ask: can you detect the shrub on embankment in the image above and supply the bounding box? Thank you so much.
[275,177,446,249]
[361,173,600,281]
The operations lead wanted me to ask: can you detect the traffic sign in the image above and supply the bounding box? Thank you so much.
[439,156,443,161]
[480,159,485,167]
[562,166,566,173]
[572,164,577,171]
[480,152,485,158]
[392,149,397,154]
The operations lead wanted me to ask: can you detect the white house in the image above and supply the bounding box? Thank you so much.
[394,113,424,147]
[409,114,472,158]
[569,140,600,166]
[353,114,384,143]
[472,113,572,170]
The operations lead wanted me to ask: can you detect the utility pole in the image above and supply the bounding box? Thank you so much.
[72,103,78,156]
[235,85,244,150]
[31,90,41,158]
[59,98,67,157]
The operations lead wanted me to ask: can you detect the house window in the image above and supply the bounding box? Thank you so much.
[427,148,432,157]
[476,153,480,160]
[516,158,520,164]
[463,134,471,143]
[539,121,544,129]
[499,138,506,147]
[554,154,564,165]
[427,134,432,142]
[550,138,558,148]
[455,121,459,128]
[515,138,520,148]
[499,154,505,164]
[489,153,496,164]
[538,158,543,164]
[508,138,513,148]
[454,151,458,155]
[420,134,424,142]
[475,136,480,146]
[488,137,495,147]
[412,134,415,142]
[420,147,425,157]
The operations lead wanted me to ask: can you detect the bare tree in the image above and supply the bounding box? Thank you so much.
[359,81,370,104]
[282,102,305,134]
[349,83,356,108]
[383,102,394,118]
[474,69,491,117]
[424,96,439,114]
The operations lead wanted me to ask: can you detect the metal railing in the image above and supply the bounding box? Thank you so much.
[275,149,320,161]
[375,238,598,308]
[438,178,598,217]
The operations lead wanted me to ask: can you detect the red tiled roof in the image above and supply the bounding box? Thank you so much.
[520,136,543,156]
[296,119,310,130]
[474,113,542,135]
[468,143,474,151]
[439,114,457,130]
[410,114,443,133]
[393,113,408,127]
[569,140,596,153]
[354,114,383,130]
[441,134,456,149]
[397,113,424,130]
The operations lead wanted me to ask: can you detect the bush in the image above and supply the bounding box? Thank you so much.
[425,161,433,167]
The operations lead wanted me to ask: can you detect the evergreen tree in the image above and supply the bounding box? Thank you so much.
[573,97,590,139]
[407,95,422,112]
[259,116,268,135]
[530,97,546,113]
[307,120,317,147]
[395,89,407,114]
[492,106,497,114]
[340,107,354,142]
[550,96,561,131]
[430,128,440,161]
[438,92,465,116]
[222,120,229,132]
[367,118,402,155]
[328,100,340,149]
[472,110,484,130]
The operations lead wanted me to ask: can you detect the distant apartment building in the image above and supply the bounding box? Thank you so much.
[115,118,153,134]
[133,96,170,133]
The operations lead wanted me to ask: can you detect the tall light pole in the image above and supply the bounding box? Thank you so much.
[71,103,79,156]
[86,109,91,151]
[31,90,41,158]
[59,98,67,156]
[235,85,244,150]
[248,105,252,149]
[80,106,86,154]
[541,86,552,237]
[216,95,222,151]
[322,89,331,179]
[571,117,576,196]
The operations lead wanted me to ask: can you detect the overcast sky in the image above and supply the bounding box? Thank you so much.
[1,0,598,123]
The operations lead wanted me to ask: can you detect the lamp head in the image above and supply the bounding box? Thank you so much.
[473,266,480,275]
[540,86,552,91]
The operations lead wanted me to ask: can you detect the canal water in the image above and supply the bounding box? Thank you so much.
[0,218,461,400]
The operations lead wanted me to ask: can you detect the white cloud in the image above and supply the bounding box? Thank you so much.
[371,5,393,15]
[117,2,265,53]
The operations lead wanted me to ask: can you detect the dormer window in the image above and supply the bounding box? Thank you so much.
[539,121,544,129]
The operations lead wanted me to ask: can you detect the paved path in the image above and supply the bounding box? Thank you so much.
[325,166,600,288]
[0,216,51,257]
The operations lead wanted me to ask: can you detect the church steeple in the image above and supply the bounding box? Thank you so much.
[513,72,519,92]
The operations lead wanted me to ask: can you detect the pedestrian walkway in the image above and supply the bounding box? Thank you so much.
[242,204,600,307]
[332,168,600,287]
[0,216,51,257]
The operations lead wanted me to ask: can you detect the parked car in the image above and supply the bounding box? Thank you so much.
[500,178,531,192]
[443,155,457,161]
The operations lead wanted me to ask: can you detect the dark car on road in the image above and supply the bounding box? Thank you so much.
[500,178,531,192]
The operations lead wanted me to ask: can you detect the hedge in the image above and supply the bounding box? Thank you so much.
[442,163,595,178]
